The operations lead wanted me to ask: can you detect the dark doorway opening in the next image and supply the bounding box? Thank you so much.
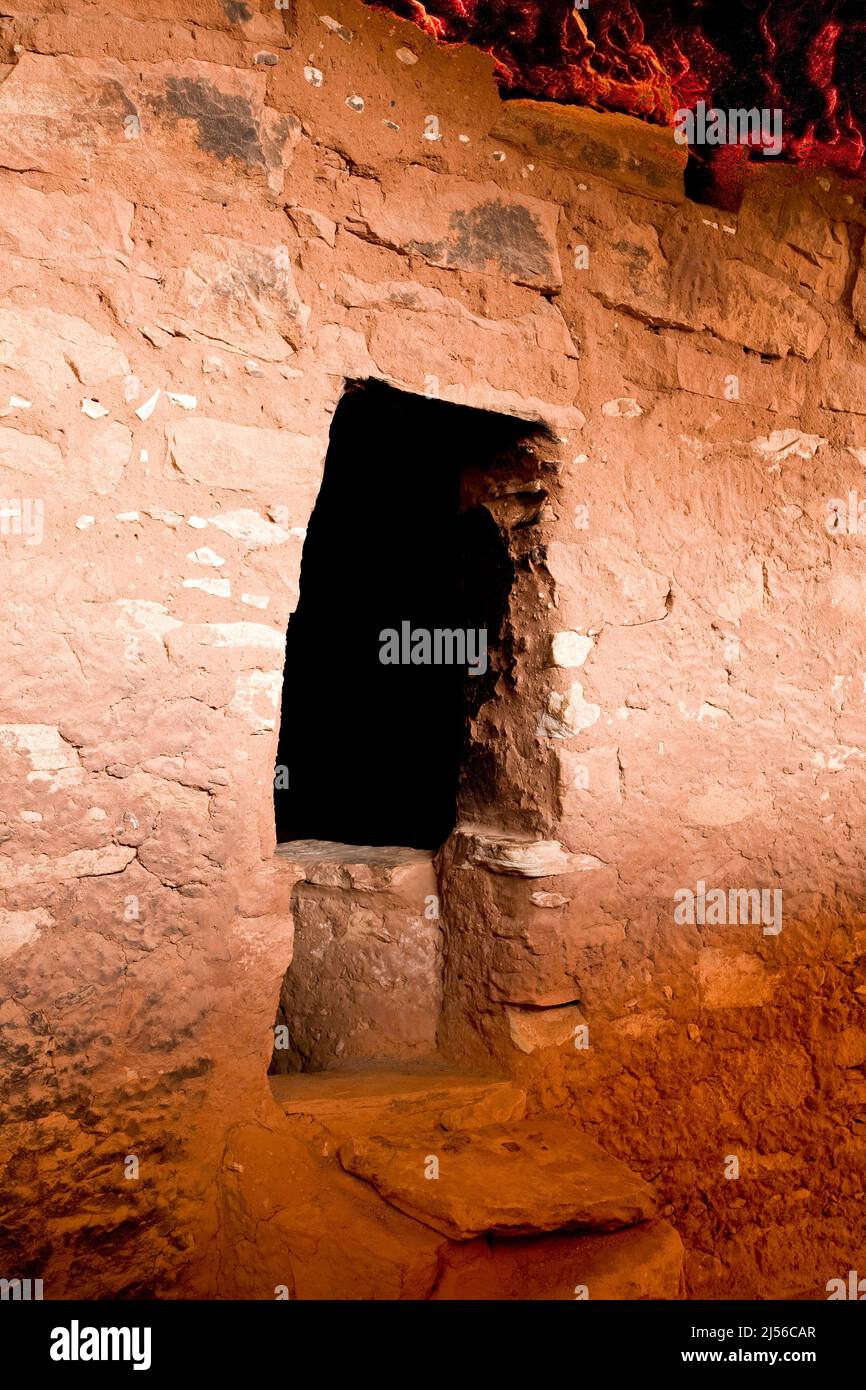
[274,379,527,850]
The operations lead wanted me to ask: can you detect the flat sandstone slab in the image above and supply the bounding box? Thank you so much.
[339,1116,655,1240]
[491,100,686,203]
[271,1067,526,1135]
[275,840,433,868]
[275,840,436,894]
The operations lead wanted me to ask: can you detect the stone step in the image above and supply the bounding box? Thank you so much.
[270,1064,527,1137]
[433,1219,684,1300]
[271,1064,681,1296]
[338,1115,657,1241]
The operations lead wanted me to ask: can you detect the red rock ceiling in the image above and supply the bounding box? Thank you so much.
[366,1,866,174]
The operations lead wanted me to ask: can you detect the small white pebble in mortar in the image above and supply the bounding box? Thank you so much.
[135,389,160,421]
[346,94,365,112]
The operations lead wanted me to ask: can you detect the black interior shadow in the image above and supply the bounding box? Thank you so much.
[274,379,526,850]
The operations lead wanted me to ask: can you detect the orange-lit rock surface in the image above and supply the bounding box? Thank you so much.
[0,0,864,1301]
[271,843,443,1069]
[267,1064,680,1298]
[339,1115,657,1238]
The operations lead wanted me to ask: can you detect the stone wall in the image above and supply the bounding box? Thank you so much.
[0,0,864,1299]
[271,843,443,1071]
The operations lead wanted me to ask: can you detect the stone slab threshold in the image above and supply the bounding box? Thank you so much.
[269,1060,684,1297]
[272,1065,660,1243]
[275,840,434,868]
[274,840,437,897]
[339,1115,657,1241]
[268,860,684,1294]
[270,1064,526,1134]
[269,1061,682,1297]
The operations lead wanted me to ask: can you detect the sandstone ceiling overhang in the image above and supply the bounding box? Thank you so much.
[365,0,866,176]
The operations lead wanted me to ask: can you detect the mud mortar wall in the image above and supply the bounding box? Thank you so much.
[0,0,864,1300]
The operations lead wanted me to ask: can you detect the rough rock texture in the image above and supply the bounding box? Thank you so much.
[271,844,443,1070]
[492,99,687,203]
[0,0,863,1301]
[433,1219,684,1300]
[270,1065,528,1133]
[270,1062,678,1296]
[339,1116,657,1239]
